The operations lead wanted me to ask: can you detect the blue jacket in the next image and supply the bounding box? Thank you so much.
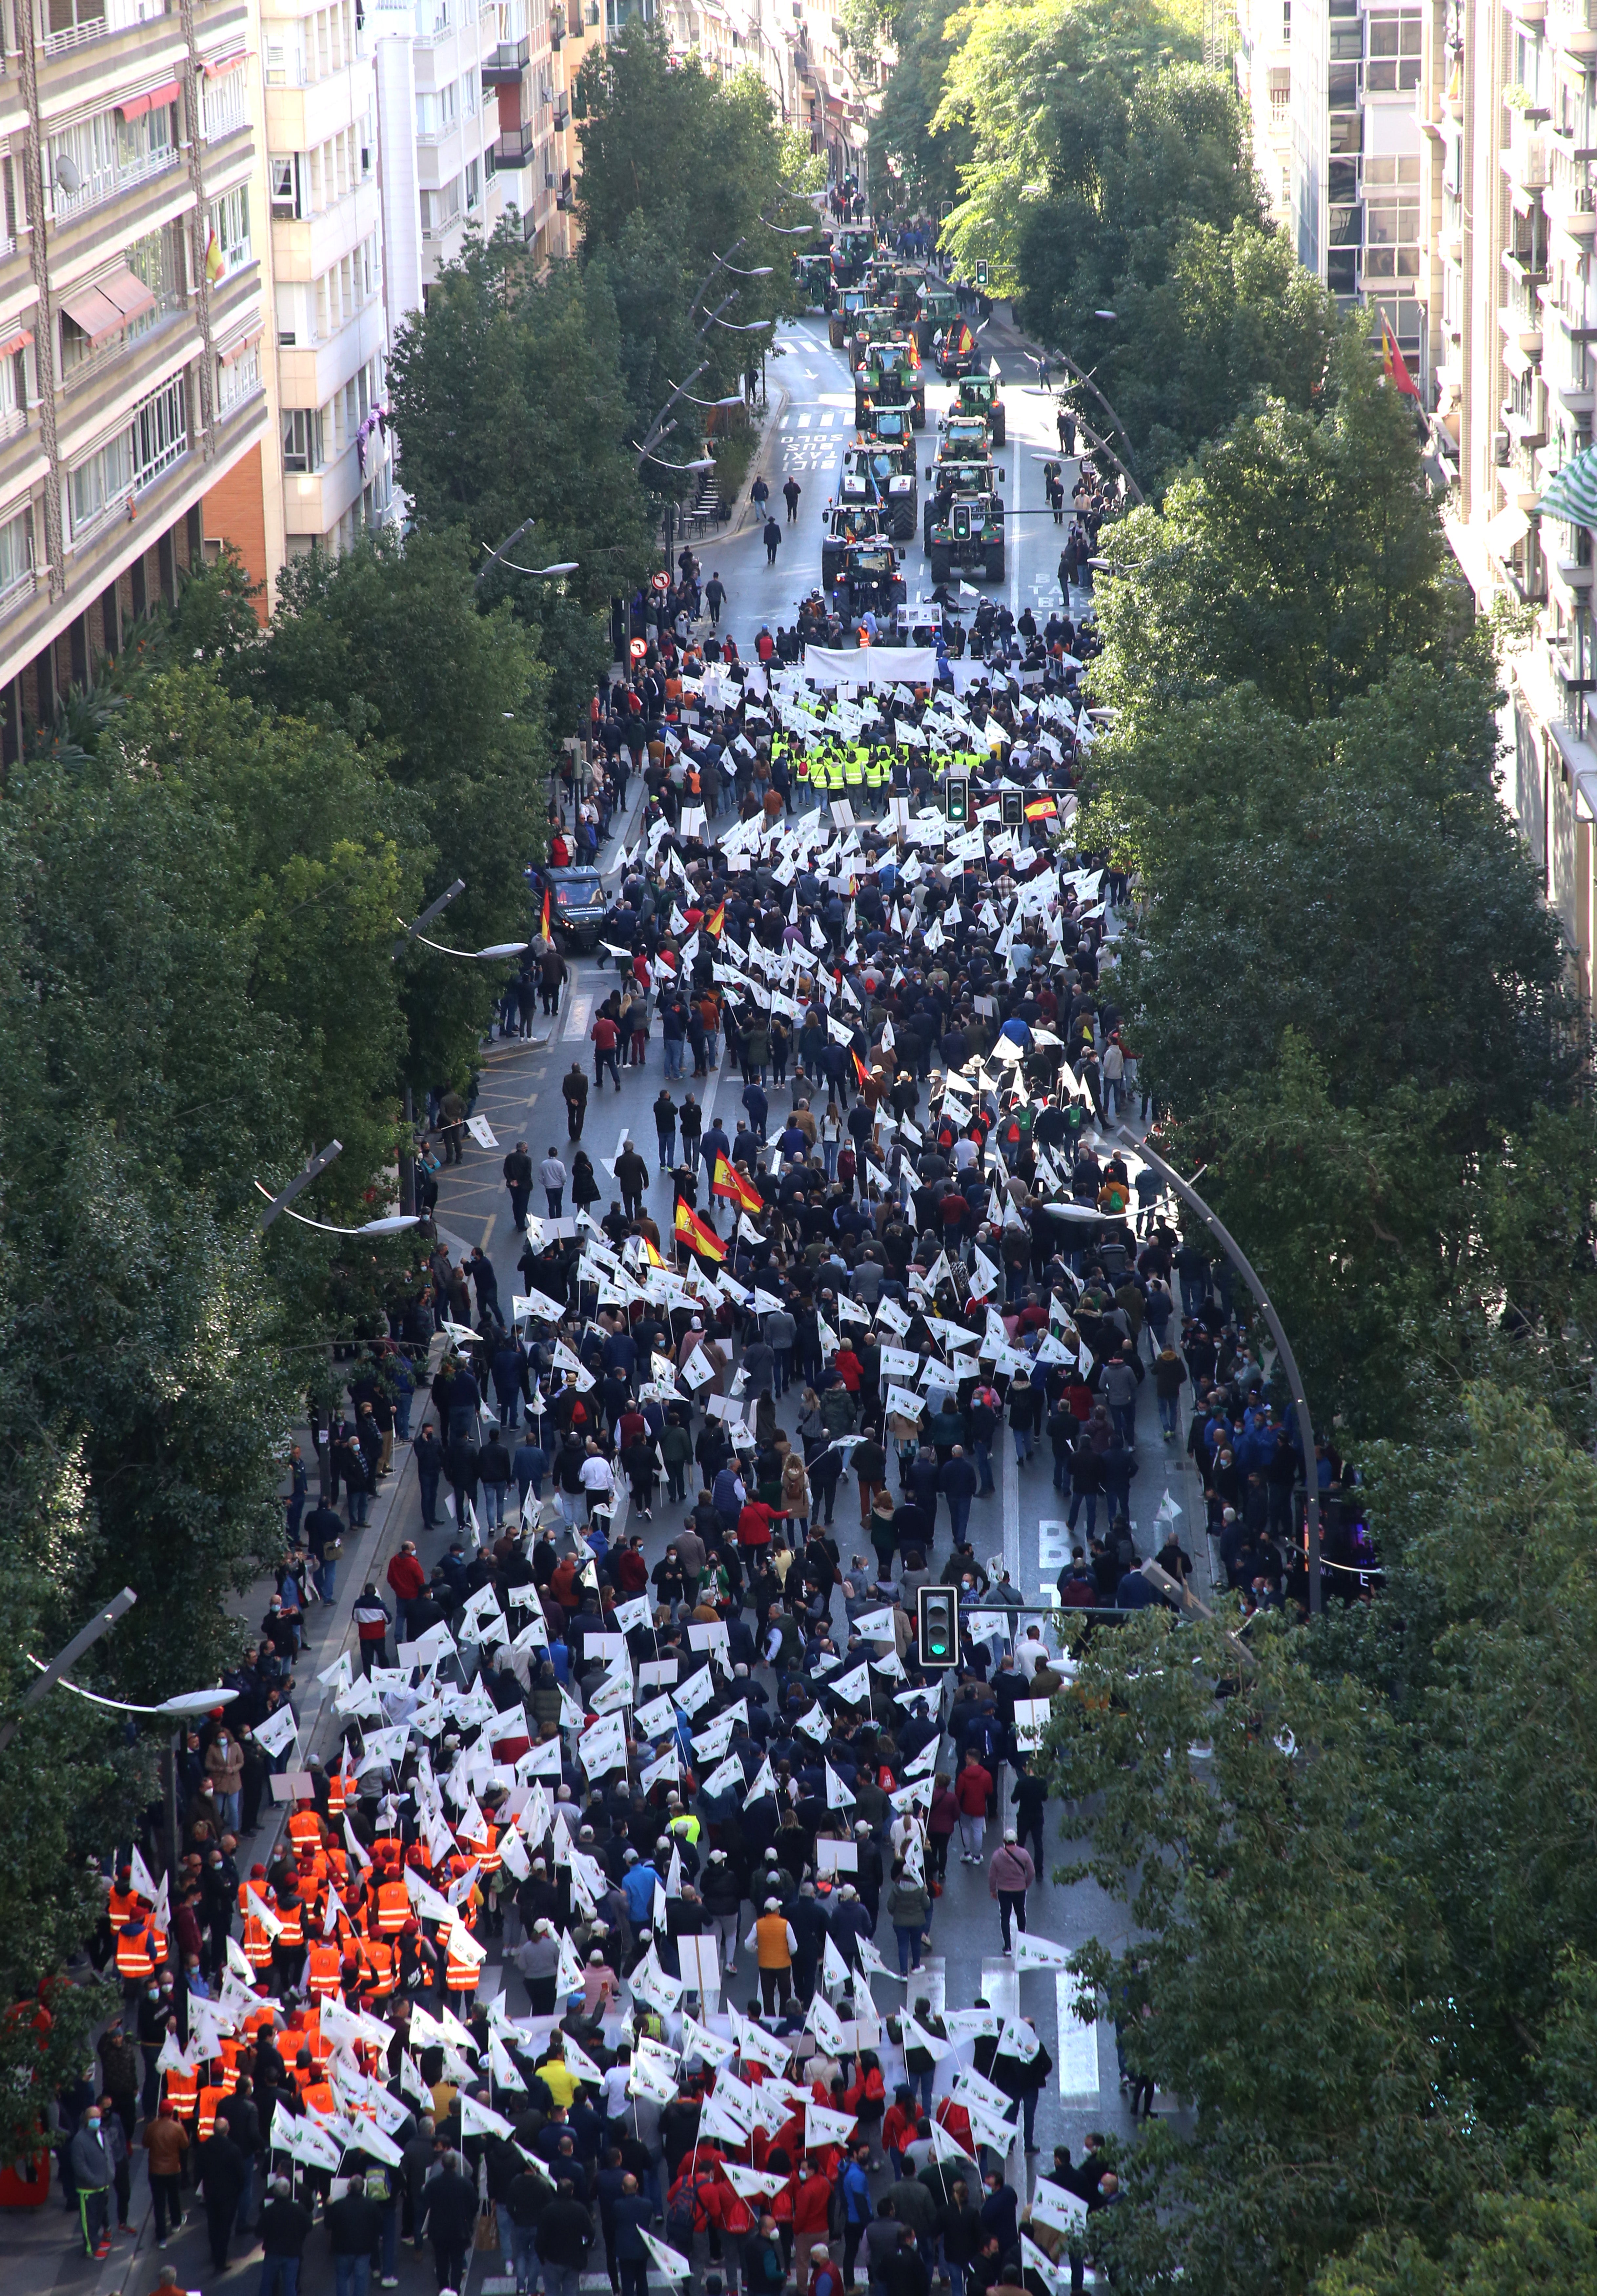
[621,1863,659,1922]
[611,2191,657,2259]
[840,2158,872,2224]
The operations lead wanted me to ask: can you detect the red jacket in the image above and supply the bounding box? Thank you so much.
[591,1016,619,1051]
[794,2171,832,2236]
[386,1552,426,1603]
[738,1501,777,1549]
[955,1762,993,1815]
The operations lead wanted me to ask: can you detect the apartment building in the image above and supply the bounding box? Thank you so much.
[0,0,271,755]
[262,0,394,557]
[372,0,504,320]
[1234,0,1294,225]
[1407,0,1597,995]
[1279,0,1426,366]
[654,0,871,189]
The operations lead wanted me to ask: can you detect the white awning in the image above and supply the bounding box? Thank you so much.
[1485,504,1531,557]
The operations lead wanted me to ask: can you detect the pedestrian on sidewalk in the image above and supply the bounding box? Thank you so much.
[69,2107,113,2258]
[988,1827,1036,1954]
[752,473,770,519]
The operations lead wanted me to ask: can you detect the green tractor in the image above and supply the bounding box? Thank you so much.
[926,489,1005,586]
[853,330,926,429]
[829,286,870,350]
[831,540,908,625]
[921,455,1002,550]
[914,280,959,359]
[841,416,918,541]
[955,369,1006,446]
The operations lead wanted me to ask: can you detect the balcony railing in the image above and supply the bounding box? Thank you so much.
[1551,0,1597,54]
[53,142,181,224]
[42,0,170,60]
[482,34,528,77]
[494,125,534,165]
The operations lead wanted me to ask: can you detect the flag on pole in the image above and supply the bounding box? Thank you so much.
[712,1155,764,1213]
[675,1201,726,1262]
[852,1049,869,1091]
[1380,314,1420,400]
[705,899,726,938]
[540,882,552,941]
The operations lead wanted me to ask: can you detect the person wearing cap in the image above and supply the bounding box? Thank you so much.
[745,1897,797,2015]
[987,1826,1036,1954]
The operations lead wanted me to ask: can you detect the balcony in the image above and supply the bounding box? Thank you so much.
[482,34,528,79]
[1505,399,1551,450]
[1506,113,1552,199]
[1508,0,1548,23]
[1549,153,1597,237]
[1501,300,1545,354]
[1551,0,1597,57]
[494,125,534,165]
[41,0,170,62]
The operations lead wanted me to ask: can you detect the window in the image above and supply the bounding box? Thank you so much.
[466,156,480,210]
[270,154,301,217]
[1328,61,1360,107]
[282,407,323,472]
[462,69,477,115]
[202,63,248,140]
[1366,10,1421,91]
[0,503,32,605]
[1329,25,1362,58]
[419,178,462,229]
[216,340,261,413]
[69,376,186,541]
[209,184,251,276]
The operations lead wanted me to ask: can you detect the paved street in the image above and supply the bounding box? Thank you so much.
[21,311,1199,2296]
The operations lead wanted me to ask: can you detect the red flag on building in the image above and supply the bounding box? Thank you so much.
[1380,315,1420,400]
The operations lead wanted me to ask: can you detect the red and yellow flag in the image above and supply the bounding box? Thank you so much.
[952,319,974,359]
[540,883,552,941]
[1380,314,1420,400]
[1024,794,1058,821]
[705,900,726,939]
[674,1200,726,1261]
[712,1154,764,1213]
[852,1050,870,1091]
[905,334,921,371]
[641,1235,666,1268]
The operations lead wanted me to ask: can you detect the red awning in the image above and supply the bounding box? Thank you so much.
[59,265,156,346]
[116,78,180,119]
[204,48,247,74]
[0,327,33,359]
[218,327,260,362]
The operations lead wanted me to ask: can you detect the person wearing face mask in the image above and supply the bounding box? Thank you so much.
[68,2103,114,2259]
[204,1724,244,1835]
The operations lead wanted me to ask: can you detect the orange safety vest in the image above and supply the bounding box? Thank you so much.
[755,1913,792,1971]
[274,1899,305,1948]
[197,2085,225,2141]
[116,1926,157,1980]
[242,1916,274,1970]
[371,1836,403,1866]
[327,1771,350,1817]
[107,1885,141,1932]
[164,2065,199,2118]
[445,1935,481,1993]
[460,1824,500,1877]
[303,2078,336,2115]
[360,1937,397,1997]
[243,1998,277,2040]
[288,1808,323,1852]
[375,1881,409,1935]
[305,1942,342,1999]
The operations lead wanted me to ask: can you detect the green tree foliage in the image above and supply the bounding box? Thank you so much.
[228,529,549,1090]
[387,227,653,731]
[869,0,970,216]
[1040,1389,1597,2294]
[1089,326,1464,720]
[573,33,805,518]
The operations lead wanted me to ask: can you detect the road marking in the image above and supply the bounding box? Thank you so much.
[797,413,812,429]
[1057,1970,1102,2097]
[818,411,835,429]
[563,991,594,1041]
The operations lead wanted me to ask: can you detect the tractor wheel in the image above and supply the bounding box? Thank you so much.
[911,396,926,430]
[985,545,1005,583]
[992,411,1006,445]
[930,549,952,585]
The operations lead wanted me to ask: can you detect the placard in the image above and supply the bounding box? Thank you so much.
[677,1933,721,2001]
[815,1838,858,1876]
[639,1658,680,1689]
[268,1769,315,1803]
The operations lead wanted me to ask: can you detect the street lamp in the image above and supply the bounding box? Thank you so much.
[1117,1126,1323,1616]
[0,1588,137,1754]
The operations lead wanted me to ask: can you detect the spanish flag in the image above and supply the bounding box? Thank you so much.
[852,1050,870,1091]
[905,334,921,371]
[675,1200,726,1261]
[713,1155,764,1214]
[641,1235,666,1268]
[1024,794,1057,821]
[706,900,726,940]
[951,319,974,360]
[540,883,552,941]
[1380,313,1420,400]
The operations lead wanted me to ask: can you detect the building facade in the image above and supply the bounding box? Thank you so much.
[0,0,272,754]
[261,0,394,559]
[1408,0,1597,998]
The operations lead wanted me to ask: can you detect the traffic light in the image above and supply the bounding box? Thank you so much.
[945,774,969,825]
[975,260,989,289]
[1001,789,1023,826]
[918,1587,960,1669]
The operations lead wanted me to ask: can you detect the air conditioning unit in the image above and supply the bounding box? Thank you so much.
[1494,428,1510,464]
[544,168,556,185]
